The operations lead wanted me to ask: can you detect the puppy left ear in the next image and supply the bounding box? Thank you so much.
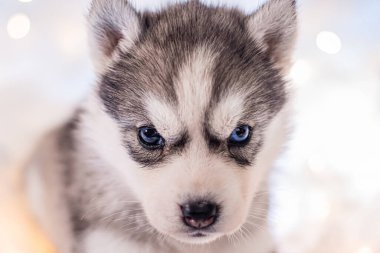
[88,0,142,73]
[247,0,297,72]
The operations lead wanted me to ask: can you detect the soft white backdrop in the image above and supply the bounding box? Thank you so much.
[1,1,379,253]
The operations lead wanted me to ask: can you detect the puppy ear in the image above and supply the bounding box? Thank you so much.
[247,0,297,72]
[88,0,141,72]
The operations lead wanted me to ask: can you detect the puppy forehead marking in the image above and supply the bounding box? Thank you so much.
[174,45,216,130]
[145,46,249,140]
[209,92,247,138]
[145,95,182,137]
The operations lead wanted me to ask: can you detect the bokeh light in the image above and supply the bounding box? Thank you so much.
[316,31,342,54]
[289,59,313,85]
[358,247,374,253]
[7,14,31,39]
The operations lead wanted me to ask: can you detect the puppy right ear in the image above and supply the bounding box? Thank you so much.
[88,0,141,72]
[247,0,297,72]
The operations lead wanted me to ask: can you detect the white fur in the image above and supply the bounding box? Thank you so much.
[82,228,154,253]
[75,99,290,252]
[77,91,144,201]
[145,95,184,140]
[174,46,215,132]
[209,93,247,139]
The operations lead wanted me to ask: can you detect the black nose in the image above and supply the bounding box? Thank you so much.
[181,201,219,229]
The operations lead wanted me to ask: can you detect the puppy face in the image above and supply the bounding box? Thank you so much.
[85,0,296,245]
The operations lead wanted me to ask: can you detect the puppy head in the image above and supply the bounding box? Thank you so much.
[85,0,296,245]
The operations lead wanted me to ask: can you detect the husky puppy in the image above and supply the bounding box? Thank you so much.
[27,0,297,252]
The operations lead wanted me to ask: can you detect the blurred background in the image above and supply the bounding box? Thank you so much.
[0,0,379,253]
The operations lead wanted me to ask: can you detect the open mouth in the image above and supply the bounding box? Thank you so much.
[190,231,208,238]
[176,230,223,245]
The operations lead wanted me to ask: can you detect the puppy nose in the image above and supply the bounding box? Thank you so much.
[181,201,218,229]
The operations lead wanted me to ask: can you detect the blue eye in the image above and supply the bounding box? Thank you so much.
[229,125,251,145]
[138,126,165,149]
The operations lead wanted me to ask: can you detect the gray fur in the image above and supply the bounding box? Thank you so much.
[29,1,297,252]
[98,0,291,166]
